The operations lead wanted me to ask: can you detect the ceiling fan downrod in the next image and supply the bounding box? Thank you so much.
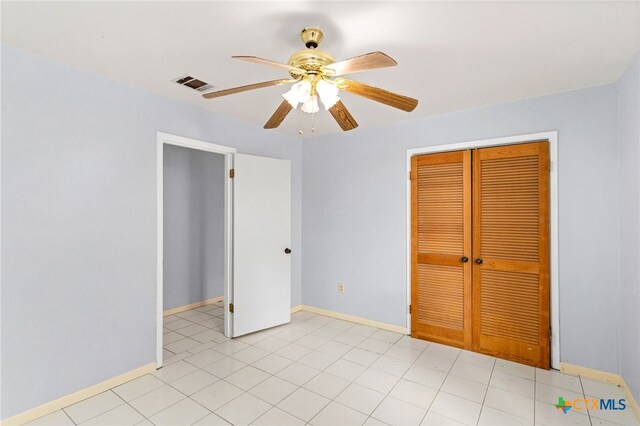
[301,27,323,49]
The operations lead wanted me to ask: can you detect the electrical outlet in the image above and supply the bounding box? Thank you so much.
[338,283,345,294]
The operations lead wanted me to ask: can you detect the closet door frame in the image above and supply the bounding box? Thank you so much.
[405,131,560,369]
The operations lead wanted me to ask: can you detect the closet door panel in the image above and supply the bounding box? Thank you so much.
[472,141,550,368]
[411,151,471,348]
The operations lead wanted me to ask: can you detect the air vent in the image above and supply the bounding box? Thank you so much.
[173,75,213,92]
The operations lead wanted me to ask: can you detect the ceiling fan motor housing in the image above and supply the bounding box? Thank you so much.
[288,27,335,76]
[288,49,334,74]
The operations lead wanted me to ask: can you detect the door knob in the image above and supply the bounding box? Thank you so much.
[475,258,483,264]
[461,256,469,263]
[284,248,292,254]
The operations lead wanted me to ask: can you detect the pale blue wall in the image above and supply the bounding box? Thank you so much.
[302,84,621,374]
[163,145,225,310]
[0,45,302,418]
[617,53,640,399]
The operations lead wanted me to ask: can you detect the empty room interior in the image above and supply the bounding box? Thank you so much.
[2,1,640,425]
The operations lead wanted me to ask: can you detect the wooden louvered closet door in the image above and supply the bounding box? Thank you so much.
[411,151,472,348]
[411,141,550,368]
[472,141,550,368]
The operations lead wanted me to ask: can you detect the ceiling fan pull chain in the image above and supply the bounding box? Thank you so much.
[311,110,315,133]
[298,106,304,136]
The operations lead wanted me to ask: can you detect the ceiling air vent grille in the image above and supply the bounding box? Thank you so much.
[173,75,213,92]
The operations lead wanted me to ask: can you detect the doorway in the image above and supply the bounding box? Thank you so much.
[405,132,560,369]
[156,133,293,368]
[156,132,235,368]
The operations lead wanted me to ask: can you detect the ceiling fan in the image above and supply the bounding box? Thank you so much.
[202,27,418,132]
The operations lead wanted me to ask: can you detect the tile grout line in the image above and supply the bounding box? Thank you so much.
[533,365,536,425]
[111,388,148,424]
[145,377,214,424]
[421,346,465,425]
[362,337,432,425]
[474,357,496,425]
[578,375,594,426]
[60,406,79,426]
[64,390,126,426]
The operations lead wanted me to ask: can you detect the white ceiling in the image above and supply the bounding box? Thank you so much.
[2,1,639,136]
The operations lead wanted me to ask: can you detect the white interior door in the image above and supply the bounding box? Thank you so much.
[230,153,291,337]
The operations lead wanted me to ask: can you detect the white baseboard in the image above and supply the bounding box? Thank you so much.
[163,296,223,317]
[294,304,408,335]
[1,362,156,426]
[561,362,640,422]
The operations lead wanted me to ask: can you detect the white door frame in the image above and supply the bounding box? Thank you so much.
[405,131,560,369]
[156,131,236,368]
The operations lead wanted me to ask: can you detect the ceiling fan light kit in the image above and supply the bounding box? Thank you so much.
[202,27,419,132]
[282,78,339,111]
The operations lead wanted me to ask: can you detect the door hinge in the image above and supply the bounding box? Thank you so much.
[409,171,412,181]
[549,326,552,337]
[548,160,552,172]
[409,304,412,314]
[229,303,234,313]
[229,169,235,179]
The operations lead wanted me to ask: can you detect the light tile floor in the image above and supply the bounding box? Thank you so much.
[28,302,639,426]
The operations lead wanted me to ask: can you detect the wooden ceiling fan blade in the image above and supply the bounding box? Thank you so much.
[264,100,293,129]
[324,51,397,76]
[202,79,290,99]
[338,79,418,112]
[232,56,305,74]
[328,100,358,131]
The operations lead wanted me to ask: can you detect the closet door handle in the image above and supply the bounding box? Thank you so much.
[461,256,469,263]
[284,248,292,254]
[475,258,483,265]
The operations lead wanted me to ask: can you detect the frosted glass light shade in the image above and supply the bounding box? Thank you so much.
[320,94,339,109]
[283,80,311,108]
[316,80,340,109]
